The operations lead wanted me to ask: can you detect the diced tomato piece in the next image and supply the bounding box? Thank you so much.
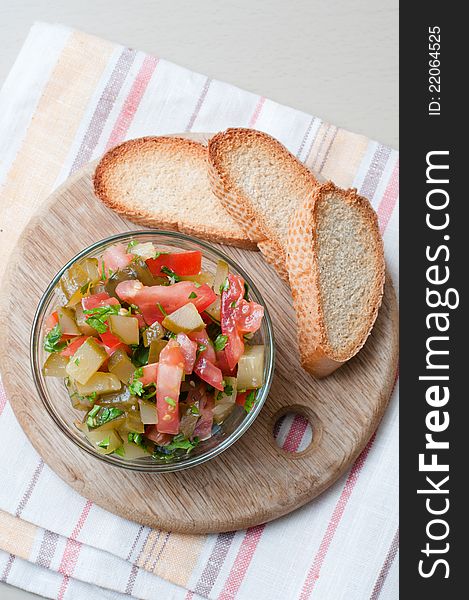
[139,363,159,386]
[99,330,122,349]
[215,349,237,376]
[110,344,129,357]
[220,274,263,370]
[236,391,249,407]
[223,274,245,303]
[156,340,184,434]
[102,243,133,275]
[81,292,120,311]
[82,292,109,309]
[224,328,244,372]
[221,274,245,370]
[115,281,162,324]
[193,391,214,440]
[144,425,172,446]
[60,334,78,342]
[193,356,224,391]
[188,329,217,363]
[176,333,197,374]
[187,284,217,312]
[233,299,264,334]
[45,311,59,333]
[115,280,216,325]
[61,336,89,357]
[159,339,185,367]
[146,251,202,277]
[99,331,130,356]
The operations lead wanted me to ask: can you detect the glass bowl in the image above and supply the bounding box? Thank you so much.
[30,231,275,472]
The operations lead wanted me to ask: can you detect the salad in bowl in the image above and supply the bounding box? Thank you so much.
[39,233,271,467]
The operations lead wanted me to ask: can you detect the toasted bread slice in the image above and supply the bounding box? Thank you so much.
[94,136,255,249]
[287,181,385,378]
[208,128,319,278]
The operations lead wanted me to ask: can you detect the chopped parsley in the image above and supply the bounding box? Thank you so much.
[164,396,176,407]
[98,407,123,425]
[43,324,66,353]
[214,334,228,351]
[152,434,200,460]
[74,358,80,366]
[97,436,110,449]
[219,278,230,295]
[156,302,167,317]
[223,383,233,396]
[100,259,106,281]
[190,404,200,416]
[128,432,144,446]
[86,413,97,428]
[129,368,144,396]
[127,240,138,252]
[244,390,257,413]
[168,434,199,451]
[87,404,100,421]
[83,304,120,333]
[196,343,207,357]
[114,445,125,457]
[87,406,124,429]
[161,266,180,284]
[188,291,197,299]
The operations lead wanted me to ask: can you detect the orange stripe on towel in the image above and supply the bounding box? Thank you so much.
[0,31,113,250]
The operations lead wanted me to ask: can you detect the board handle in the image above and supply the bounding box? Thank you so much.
[267,403,323,458]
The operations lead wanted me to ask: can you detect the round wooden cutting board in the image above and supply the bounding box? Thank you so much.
[0,135,398,534]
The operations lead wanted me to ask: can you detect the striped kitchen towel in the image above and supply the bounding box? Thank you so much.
[0,23,399,600]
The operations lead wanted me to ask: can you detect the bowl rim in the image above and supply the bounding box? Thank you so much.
[30,229,275,472]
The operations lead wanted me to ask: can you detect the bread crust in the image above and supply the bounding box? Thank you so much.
[287,181,385,378]
[207,128,318,279]
[93,136,256,250]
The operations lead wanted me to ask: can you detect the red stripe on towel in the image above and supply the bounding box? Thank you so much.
[57,500,93,599]
[248,96,266,127]
[106,55,159,150]
[218,525,265,600]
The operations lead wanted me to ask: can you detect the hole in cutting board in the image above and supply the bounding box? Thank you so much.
[273,412,313,453]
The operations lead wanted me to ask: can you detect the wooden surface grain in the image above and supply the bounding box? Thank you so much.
[0,150,398,534]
